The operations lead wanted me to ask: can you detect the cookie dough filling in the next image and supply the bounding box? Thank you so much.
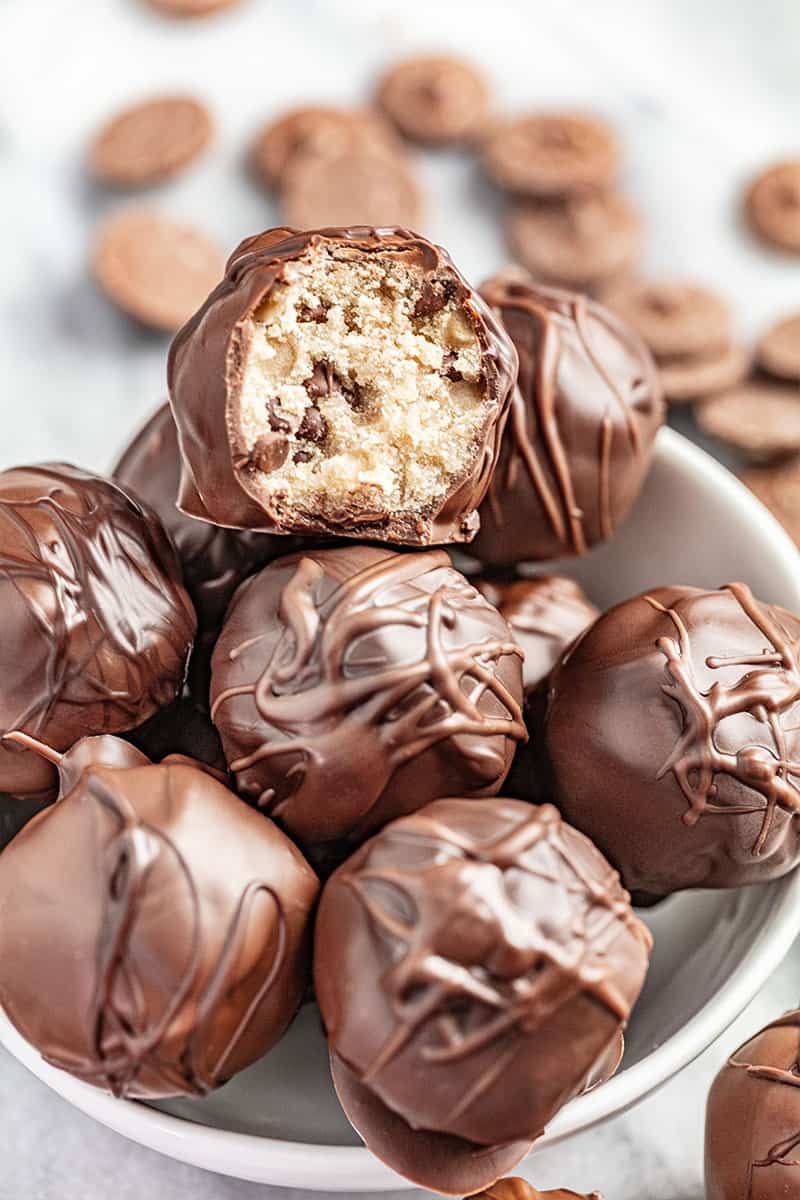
[236,243,486,528]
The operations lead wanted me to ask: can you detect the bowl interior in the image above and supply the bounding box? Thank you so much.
[5,428,800,1189]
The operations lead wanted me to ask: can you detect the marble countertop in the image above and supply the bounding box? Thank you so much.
[0,0,798,1196]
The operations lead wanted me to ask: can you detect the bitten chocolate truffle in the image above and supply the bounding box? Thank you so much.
[469,1180,603,1200]
[113,403,291,634]
[0,750,319,1099]
[470,271,664,566]
[476,575,599,695]
[211,545,526,859]
[546,583,800,897]
[0,464,195,800]
[706,1010,800,1200]
[168,226,518,545]
[315,799,650,1193]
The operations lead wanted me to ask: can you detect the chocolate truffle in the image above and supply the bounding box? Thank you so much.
[706,1009,800,1200]
[168,226,518,545]
[211,545,526,859]
[470,271,664,566]
[0,464,196,800]
[315,799,650,1193]
[113,404,291,634]
[546,582,800,896]
[469,1180,603,1200]
[0,751,319,1099]
[476,575,599,695]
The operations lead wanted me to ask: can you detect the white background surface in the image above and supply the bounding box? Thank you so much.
[0,0,798,1196]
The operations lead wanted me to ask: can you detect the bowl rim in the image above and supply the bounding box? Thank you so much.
[4,426,800,1191]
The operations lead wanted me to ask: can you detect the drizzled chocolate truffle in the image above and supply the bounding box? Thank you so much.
[315,799,651,1194]
[0,465,195,800]
[470,1180,603,1200]
[168,227,518,545]
[476,575,599,696]
[114,403,291,634]
[546,583,800,896]
[706,1010,800,1200]
[471,271,664,565]
[0,749,319,1099]
[210,545,525,860]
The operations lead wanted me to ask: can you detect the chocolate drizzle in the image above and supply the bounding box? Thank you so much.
[472,272,663,565]
[315,798,651,1151]
[0,464,195,799]
[211,546,526,855]
[0,760,319,1099]
[646,583,800,853]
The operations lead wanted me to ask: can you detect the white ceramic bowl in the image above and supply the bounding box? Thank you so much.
[4,427,800,1191]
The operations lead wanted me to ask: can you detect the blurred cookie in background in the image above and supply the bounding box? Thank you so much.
[483,111,619,197]
[375,55,491,146]
[88,94,213,187]
[251,105,402,190]
[745,159,800,254]
[758,312,800,382]
[697,383,800,463]
[740,457,800,545]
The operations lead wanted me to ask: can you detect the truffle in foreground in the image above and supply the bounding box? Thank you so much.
[0,751,318,1099]
[706,1009,800,1199]
[0,464,195,800]
[168,226,518,545]
[546,582,800,896]
[470,271,663,566]
[468,1180,603,1200]
[211,545,526,860]
[314,798,651,1192]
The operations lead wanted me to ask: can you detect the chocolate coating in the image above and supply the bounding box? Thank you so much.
[706,1010,800,1200]
[470,1180,603,1200]
[0,464,195,800]
[211,545,526,858]
[471,272,664,565]
[113,404,292,635]
[476,575,599,696]
[315,799,650,1171]
[0,755,319,1099]
[168,226,518,545]
[546,583,800,896]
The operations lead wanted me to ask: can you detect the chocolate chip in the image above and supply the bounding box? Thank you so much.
[266,400,292,433]
[250,433,290,473]
[414,277,456,319]
[304,361,338,400]
[441,350,463,382]
[297,405,328,443]
[297,303,329,324]
[293,448,314,464]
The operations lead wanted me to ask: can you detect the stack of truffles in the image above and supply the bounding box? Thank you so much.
[3,226,800,1195]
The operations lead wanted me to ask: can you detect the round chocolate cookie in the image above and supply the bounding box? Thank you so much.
[168,226,518,546]
[470,1181,603,1200]
[546,583,800,896]
[758,312,800,382]
[483,112,619,197]
[281,150,422,231]
[113,404,292,635]
[376,55,490,146]
[476,575,599,696]
[470,271,664,565]
[505,192,642,292]
[745,160,800,253]
[211,545,526,859]
[740,458,800,545]
[657,343,750,404]
[92,209,224,333]
[0,464,195,800]
[315,798,650,1191]
[146,0,241,15]
[602,279,731,359]
[696,383,800,463]
[252,106,401,190]
[88,95,212,187]
[0,753,318,1099]
[706,1010,800,1200]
